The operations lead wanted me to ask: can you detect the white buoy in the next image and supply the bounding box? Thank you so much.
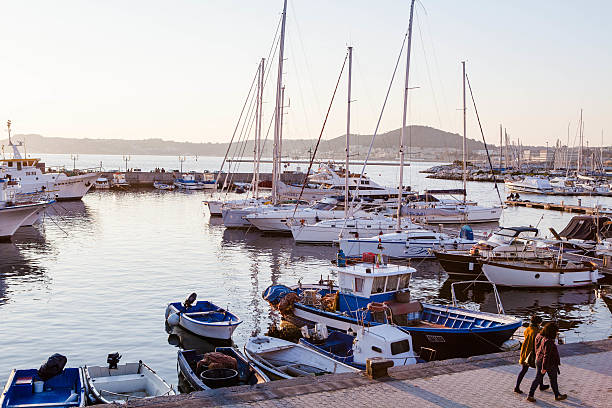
[167,312,180,326]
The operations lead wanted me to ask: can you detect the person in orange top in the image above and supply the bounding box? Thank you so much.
[514,315,549,394]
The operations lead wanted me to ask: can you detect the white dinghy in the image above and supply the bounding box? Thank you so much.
[244,335,359,380]
[84,354,174,404]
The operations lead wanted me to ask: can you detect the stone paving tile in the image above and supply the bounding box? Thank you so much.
[221,351,611,408]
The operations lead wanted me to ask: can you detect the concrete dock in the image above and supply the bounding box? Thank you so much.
[97,171,305,187]
[118,338,611,407]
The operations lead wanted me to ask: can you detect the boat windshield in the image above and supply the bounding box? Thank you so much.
[391,339,411,355]
[311,202,335,210]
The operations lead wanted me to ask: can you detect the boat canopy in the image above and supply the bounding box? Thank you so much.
[333,263,415,298]
[558,216,611,241]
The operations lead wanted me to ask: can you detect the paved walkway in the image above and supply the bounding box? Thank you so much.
[125,339,612,408]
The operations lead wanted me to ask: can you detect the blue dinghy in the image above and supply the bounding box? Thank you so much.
[0,368,86,408]
[165,293,241,340]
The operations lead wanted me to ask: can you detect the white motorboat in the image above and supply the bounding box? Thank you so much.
[481,258,602,288]
[404,204,503,224]
[174,174,205,190]
[244,197,369,233]
[94,177,111,189]
[339,228,476,259]
[165,294,241,340]
[0,178,52,240]
[504,177,554,194]
[244,335,359,379]
[84,357,174,404]
[153,181,175,190]
[290,214,417,244]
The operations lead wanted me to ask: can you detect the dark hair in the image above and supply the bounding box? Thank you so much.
[530,315,543,326]
[540,322,559,339]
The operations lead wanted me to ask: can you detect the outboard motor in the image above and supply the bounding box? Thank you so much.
[184,292,197,309]
[459,225,474,241]
[37,354,67,381]
[107,353,121,369]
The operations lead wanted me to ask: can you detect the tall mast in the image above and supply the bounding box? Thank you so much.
[253,58,264,199]
[499,124,502,171]
[577,108,583,174]
[396,0,416,230]
[461,61,467,203]
[271,0,287,205]
[345,46,353,218]
[280,85,285,176]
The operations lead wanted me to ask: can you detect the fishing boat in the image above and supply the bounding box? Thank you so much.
[84,355,174,404]
[244,335,359,379]
[1,122,99,201]
[0,368,86,408]
[165,293,241,340]
[177,347,269,391]
[481,258,602,288]
[1,178,52,241]
[339,228,476,259]
[153,181,175,190]
[262,261,522,361]
[433,226,542,277]
[298,324,419,370]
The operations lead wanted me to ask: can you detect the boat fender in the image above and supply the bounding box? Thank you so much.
[167,312,180,326]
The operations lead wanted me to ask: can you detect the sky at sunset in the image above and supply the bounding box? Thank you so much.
[0,0,610,148]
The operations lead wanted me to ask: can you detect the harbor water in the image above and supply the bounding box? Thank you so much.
[1,154,611,387]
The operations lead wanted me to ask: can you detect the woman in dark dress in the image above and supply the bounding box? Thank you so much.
[527,322,567,402]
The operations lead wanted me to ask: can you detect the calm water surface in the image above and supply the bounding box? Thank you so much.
[1,157,611,387]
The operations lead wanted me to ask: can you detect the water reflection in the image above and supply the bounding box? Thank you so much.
[0,240,48,306]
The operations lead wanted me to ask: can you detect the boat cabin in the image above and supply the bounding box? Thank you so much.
[334,263,414,300]
[485,227,538,247]
[352,324,417,366]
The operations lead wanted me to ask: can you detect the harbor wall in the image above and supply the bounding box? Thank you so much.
[98,171,305,187]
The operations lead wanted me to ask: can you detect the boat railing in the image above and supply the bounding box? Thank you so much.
[450,280,505,315]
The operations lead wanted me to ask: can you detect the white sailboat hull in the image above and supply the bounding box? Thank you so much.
[290,218,416,244]
[421,206,502,224]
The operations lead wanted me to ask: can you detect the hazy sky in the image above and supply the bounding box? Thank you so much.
[1,0,610,148]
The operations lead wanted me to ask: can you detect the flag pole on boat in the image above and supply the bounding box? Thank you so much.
[397,0,416,231]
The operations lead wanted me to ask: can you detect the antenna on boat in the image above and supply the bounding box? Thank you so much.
[396,0,416,231]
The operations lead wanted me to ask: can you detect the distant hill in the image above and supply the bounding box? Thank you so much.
[2,125,487,157]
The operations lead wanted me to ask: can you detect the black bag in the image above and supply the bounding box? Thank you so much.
[37,354,67,381]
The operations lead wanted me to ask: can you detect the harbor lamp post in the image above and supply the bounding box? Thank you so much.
[179,156,186,173]
[123,155,131,172]
[70,154,79,171]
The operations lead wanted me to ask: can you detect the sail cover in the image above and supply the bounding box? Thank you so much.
[558,216,611,241]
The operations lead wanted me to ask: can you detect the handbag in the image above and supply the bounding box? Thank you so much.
[526,351,536,368]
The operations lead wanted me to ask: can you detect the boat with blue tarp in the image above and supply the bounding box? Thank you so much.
[263,261,522,361]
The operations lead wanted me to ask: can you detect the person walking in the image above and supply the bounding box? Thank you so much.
[527,322,567,402]
[514,315,548,394]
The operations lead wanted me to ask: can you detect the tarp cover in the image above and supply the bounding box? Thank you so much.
[558,216,610,241]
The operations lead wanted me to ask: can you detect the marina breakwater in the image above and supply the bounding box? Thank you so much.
[97,171,305,188]
[112,338,612,408]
